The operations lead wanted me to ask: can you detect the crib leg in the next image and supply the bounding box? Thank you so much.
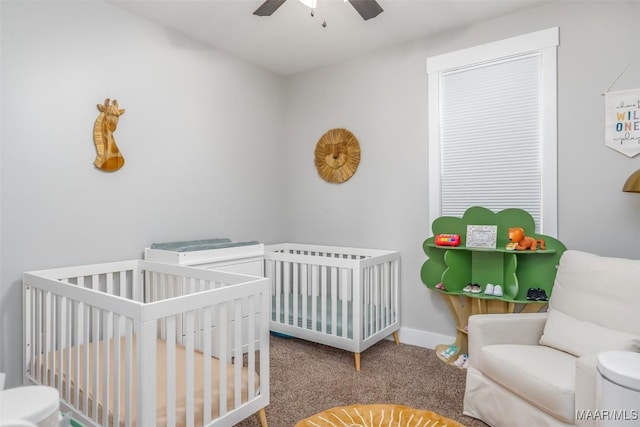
[393,331,400,345]
[258,408,269,427]
[354,352,361,372]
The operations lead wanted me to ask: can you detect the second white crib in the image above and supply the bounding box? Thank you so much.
[265,243,400,371]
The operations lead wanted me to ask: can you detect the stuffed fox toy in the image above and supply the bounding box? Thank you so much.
[508,227,546,251]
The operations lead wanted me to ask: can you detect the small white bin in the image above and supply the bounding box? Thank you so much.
[0,386,60,427]
[596,351,640,426]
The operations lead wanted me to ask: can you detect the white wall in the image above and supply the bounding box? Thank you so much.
[0,1,284,386]
[282,1,640,343]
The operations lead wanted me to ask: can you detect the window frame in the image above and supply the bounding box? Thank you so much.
[427,27,559,236]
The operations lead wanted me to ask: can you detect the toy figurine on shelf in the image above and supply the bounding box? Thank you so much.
[507,227,546,251]
[435,234,461,247]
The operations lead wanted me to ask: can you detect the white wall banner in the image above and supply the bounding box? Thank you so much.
[605,88,640,157]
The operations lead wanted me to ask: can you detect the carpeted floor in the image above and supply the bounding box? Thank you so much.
[235,334,489,427]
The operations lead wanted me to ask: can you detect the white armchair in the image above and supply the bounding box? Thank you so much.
[463,250,640,427]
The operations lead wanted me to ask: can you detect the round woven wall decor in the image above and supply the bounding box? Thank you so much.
[314,128,361,184]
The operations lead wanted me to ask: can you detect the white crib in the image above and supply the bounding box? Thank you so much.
[265,243,400,371]
[22,260,270,427]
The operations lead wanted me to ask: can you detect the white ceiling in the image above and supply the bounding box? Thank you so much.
[110,0,551,75]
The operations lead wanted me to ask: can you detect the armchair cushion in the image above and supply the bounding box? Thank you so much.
[539,309,640,357]
[550,251,640,334]
[479,344,576,423]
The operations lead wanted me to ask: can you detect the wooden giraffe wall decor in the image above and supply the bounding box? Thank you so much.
[93,98,125,172]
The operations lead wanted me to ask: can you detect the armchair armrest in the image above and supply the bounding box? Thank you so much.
[575,354,599,427]
[468,312,549,359]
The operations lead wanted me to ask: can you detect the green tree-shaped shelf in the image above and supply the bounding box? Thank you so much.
[421,206,566,302]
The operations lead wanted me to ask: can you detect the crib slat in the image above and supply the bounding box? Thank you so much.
[234,298,243,407]
[274,261,281,323]
[91,307,99,422]
[66,299,73,402]
[331,267,337,336]
[385,261,391,326]
[58,295,66,397]
[101,310,110,427]
[269,261,282,323]
[247,295,256,400]
[202,307,212,425]
[136,320,156,426]
[218,303,229,418]
[311,265,318,331]
[292,262,299,329]
[352,265,362,345]
[35,289,42,383]
[283,261,290,326]
[83,304,90,413]
[26,287,34,383]
[301,263,308,331]
[166,316,176,427]
[47,292,53,385]
[74,301,82,408]
[112,314,122,427]
[371,265,377,335]
[341,269,349,338]
[185,310,195,427]
[321,266,327,333]
[124,322,133,427]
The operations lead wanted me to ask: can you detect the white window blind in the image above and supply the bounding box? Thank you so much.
[427,28,559,235]
[440,54,542,225]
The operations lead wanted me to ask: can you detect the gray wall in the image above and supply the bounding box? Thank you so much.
[2,0,640,387]
[0,0,285,386]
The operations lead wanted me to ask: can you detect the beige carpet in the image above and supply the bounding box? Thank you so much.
[235,335,488,427]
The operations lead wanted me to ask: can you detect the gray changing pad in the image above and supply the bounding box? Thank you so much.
[150,238,260,252]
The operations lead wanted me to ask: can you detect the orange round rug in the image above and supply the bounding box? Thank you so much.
[294,404,465,427]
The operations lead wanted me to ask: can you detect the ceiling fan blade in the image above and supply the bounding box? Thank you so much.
[348,0,383,20]
[253,0,287,16]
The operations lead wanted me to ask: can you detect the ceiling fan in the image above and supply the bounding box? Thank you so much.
[253,0,383,21]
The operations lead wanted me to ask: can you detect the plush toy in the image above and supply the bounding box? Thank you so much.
[508,227,546,251]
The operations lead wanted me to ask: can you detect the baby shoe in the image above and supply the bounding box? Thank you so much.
[470,284,482,294]
[453,353,469,368]
[536,289,549,301]
[439,344,458,359]
[462,357,470,369]
[493,284,503,297]
[484,283,495,295]
[463,283,473,292]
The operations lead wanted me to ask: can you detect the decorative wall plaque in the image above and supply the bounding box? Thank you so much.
[604,88,640,158]
[93,98,125,172]
[314,128,361,184]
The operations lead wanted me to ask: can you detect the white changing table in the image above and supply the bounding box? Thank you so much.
[144,238,264,276]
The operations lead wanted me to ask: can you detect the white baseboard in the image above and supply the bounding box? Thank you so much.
[390,326,455,350]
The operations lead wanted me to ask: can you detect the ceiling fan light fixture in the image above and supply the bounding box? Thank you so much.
[254,0,382,20]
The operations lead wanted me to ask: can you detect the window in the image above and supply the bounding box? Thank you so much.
[427,28,559,236]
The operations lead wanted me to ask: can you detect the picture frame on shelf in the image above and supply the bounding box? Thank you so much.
[466,225,497,249]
